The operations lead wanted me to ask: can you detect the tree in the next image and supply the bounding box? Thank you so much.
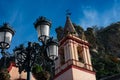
[0,68,10,80]
[32,64,50,80]
[55,26,64,41]
[73,23,84,38]
[0,54,13,80]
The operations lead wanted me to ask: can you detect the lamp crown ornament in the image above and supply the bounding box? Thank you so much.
[0,23,15,35]
[34,16,51,28]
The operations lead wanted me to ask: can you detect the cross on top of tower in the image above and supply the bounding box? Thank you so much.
[66,9,71,17]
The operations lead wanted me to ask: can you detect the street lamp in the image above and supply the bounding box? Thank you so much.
[0,23,15,67]
[46,39,58,60]
[14,16,58,80]
[0,23,15,54]
[34,16,51,42]
[34,16,58,60]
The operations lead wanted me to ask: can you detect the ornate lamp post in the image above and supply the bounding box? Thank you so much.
[14,16,58,80]
[0,23,15,67]
[34,16,58,60]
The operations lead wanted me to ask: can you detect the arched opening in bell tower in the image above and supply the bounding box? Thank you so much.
[77,45,84,63]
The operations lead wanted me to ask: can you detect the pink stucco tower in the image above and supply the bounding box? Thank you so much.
[54,15,96,80]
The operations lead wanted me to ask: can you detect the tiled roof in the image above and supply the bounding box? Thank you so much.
[63,16,78,37]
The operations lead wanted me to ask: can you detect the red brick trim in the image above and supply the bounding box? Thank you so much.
[8,62,16,72]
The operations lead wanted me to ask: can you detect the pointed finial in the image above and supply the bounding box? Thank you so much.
[66,9,71,17]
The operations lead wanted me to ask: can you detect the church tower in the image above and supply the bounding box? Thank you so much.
[54,15,96,80]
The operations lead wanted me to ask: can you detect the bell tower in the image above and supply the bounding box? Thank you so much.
[54,15,96,80]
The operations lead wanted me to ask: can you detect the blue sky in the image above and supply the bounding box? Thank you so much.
[0,0,120,54]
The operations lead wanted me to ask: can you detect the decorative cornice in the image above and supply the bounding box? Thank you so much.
[59,34,89,46]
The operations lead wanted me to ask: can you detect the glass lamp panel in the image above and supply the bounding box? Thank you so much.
[37,25,49,40]
[0,32,5,42]
[5,32,12,45]
[47,44,58,60]
[37,26,41,38]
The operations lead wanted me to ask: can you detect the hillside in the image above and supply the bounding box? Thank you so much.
[84,22,120,79]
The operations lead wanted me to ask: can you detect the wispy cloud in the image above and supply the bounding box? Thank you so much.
[9,9,19,24]
[101,0,120,26]
[79,6,99,29]
[79,0,120,29]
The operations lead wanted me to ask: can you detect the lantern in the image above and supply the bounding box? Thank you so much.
[34,16,51,42]
[0,23,15,49]
[46,40,58,60]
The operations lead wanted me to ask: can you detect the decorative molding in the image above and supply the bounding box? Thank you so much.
[59,34,89,47]
[55,59,94,75]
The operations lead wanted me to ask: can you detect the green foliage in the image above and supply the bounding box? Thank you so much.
[85,27,97,49]
[73,23,84,38]
[0,68,10,80]
[92,53,120,79]
[32,64,50,80]
[33,71,50,80]
[55,26,64,41]
[32,64,43,74]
